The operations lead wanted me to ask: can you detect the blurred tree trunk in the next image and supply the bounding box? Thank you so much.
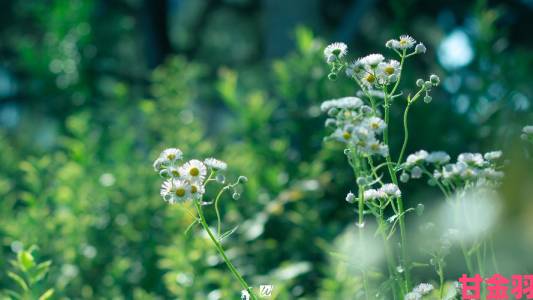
[143,0,172,68]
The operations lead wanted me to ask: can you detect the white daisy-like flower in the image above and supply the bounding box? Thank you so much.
[364,189,386,201]
[360,53,384,68]
[426,151,451,164]
[413,283,434,295]
[380,183,401,198]
[320,97,363,112]
[523,125,533,134]
[345,59,365,77]
[189,181,206,200]
[160,148,183,164]
[360,72,378,87]
[363,116,386,133]
[167,166,181,178]
[160,179,190,204]
[482,168,504,180]
[324,42,348,60]
[204,158,227,171]
[404,292,421,300]
[458,153,485,167]
[331,127,355,143]
[377,60,401,84]
[460,167,480,180]
[484,151,502,161]
[392,35,416,50]
[180,159,207,182]
[363,139,389,157]
[406,150,429,167]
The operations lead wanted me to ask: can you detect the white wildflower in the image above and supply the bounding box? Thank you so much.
[324,42,348,60]
[406,150,429,167]
[404,292,421,300]
[360,72,378,87]
[380,183,401,198]
[363,116,386,133]
[360,53,384,68]
[392,35,416,50]
[345,192,356,204]
[204,158,227,171]
[377,59,401,84]
[320,97,363,112]
[160,179,190,204]
[458,153,485,167]
[523,125,533,134]
[484,151,502,161]
[180,159,207,183]
[345,59,365,77]
[364,189,386,201]
[159,148,183,165]
[413,283,434,295]
[426,151,451,164]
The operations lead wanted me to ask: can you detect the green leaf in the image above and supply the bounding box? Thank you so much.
[7,272,28,291]
[38,289,54,300]
[18,251,35,271]
[218,225,239,242]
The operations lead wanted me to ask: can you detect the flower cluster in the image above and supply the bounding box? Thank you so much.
[522,125,533,143]
[401,150,504,186]
[153,148,227,204]
[404,283,434,300]
[321,97,388,157]
[345,53,402,87]
[363,183,402,201]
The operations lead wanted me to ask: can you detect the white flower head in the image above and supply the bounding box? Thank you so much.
[406,150,429,167]
[189,181,206,200]
[204,158,227,171]
[393,35,416,50]
[404,292,421,300]
[377,59,401,84]
[523,125,533,135]
[363,116,386,133]
[380,183,401,198]
[345,59,365,77]
[484,151,502,161]
[364,189,386,201]
[360,72,378,87]
[458,153,485,167]
[426,151,451,164]
[180,159,207,183]
[160,179,190,204]
[324,42,348,60]
[413,283,434,295]
[320,97,363,112]
[160,148,183,164]
[363,139,389,157]
[361,53,384,68]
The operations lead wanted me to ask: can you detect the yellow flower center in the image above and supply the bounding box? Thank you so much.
[167,153,176,160]
[365,74,375,83]
[371,144,380,151]
[384,66,395,75]
[371,122,379,129]
[342,131,351,140]
[191,185,198,194]
[175,188,186,197]
[189,167,199,176]
[171,169,180,177]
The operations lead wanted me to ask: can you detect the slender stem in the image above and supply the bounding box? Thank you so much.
[383,94,411,291]
[437,261,445,299]
[378,205,402,298]
[358,188,370,300]
[193,200,257,300]
[214,187,229,236]
[489,236,500,273]
[397,103,411,166]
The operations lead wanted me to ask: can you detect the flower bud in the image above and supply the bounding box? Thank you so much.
[327,107,339,116]
[429,74,440,86]
[328,73,338,81]
[237,176,248,184]
[232,192,241,200]
[416,79,424,87]
[400,172,410,183]
[345,192,356,204]
[423,81,433,89]
[423,95,432,103]
[356,177,367,186]
[415,43,426,54]
[325,118,336,127]
[416,203,425,216]
[343,148,351,155]
[216,174,226,184]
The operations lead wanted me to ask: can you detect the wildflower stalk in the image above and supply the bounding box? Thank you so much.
[397,102,411,166]
[193,199,257,300]
[383,94,411,291]
[357,188,370,300]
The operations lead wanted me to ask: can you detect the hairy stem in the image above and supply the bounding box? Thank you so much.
[397,103,411,166]
[194,200,257,299]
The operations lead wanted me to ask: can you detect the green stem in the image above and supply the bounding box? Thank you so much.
[489,236,500,273]
[214,187,228,236]
[358,188,370,300]
[437,261,445,299]
[193,200,257,300]
[397,103,411,166]
[383,96,411,291]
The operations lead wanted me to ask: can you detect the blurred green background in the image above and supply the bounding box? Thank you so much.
[0,0,532,299]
